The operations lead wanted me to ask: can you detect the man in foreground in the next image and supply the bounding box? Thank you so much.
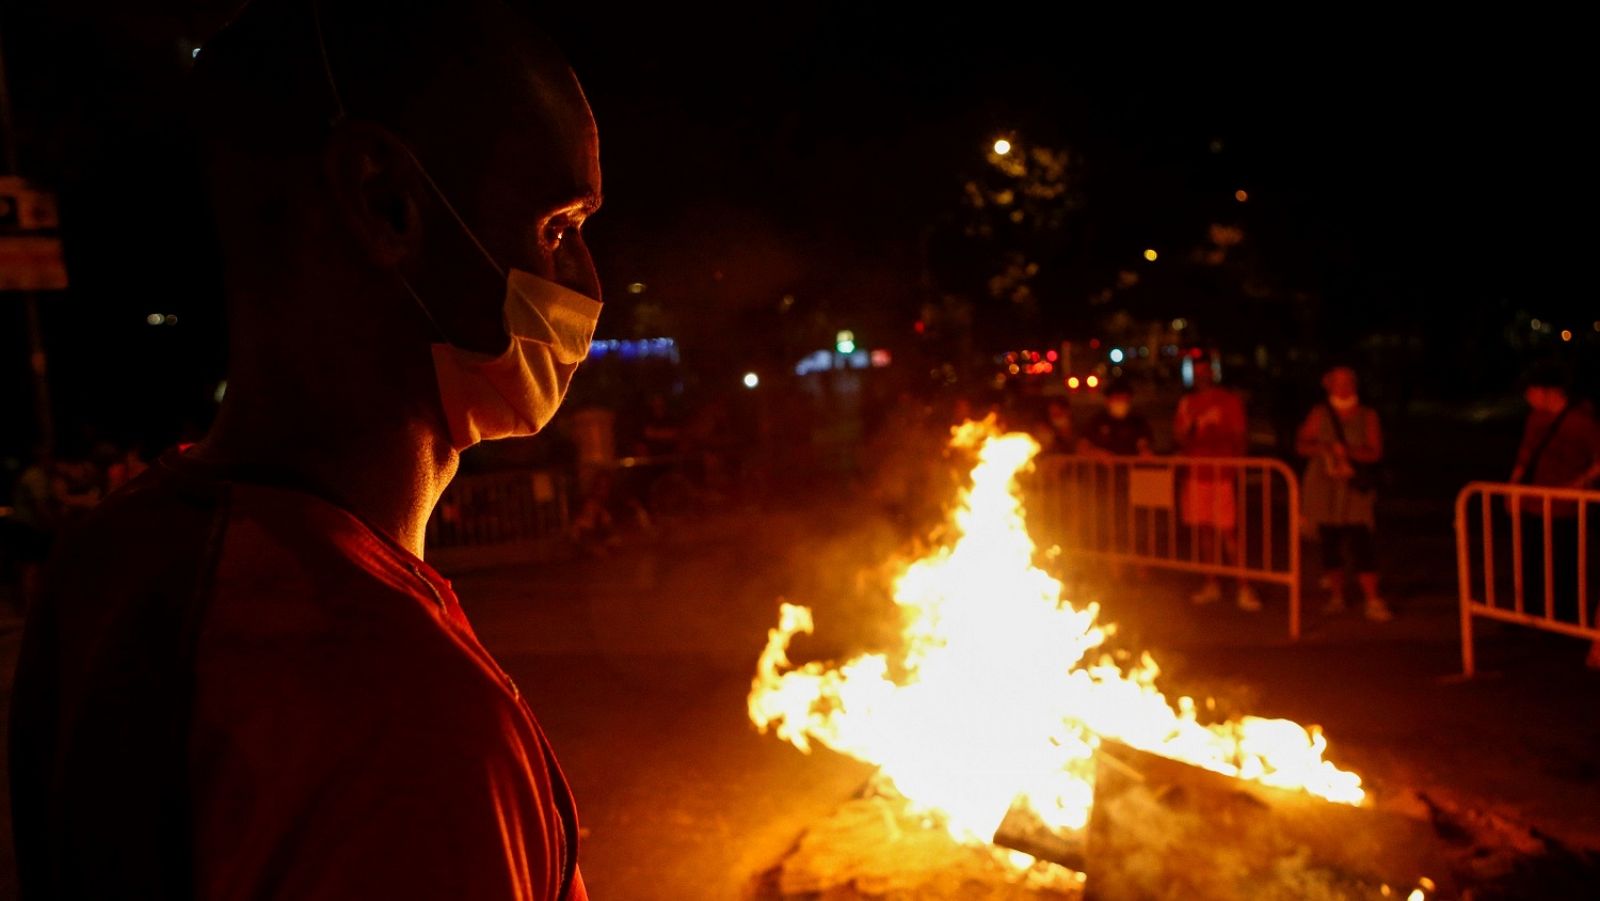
[10,1,600,897]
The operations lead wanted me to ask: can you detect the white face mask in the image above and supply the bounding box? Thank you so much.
[430,270,601,450]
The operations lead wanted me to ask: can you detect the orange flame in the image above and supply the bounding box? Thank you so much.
[749,419,1363,847]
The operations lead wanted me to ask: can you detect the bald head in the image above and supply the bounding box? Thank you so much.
[192,0,601,354]
[193,0,588,168]
[313,0,600,247]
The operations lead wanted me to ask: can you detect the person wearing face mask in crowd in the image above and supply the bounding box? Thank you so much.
[10,2,598,898]
[1043,399,1075,452]
[1073,382,1153,589]
[1079,381,1152,457]
[1296,366,1392,622]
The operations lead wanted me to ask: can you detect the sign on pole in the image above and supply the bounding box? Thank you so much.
[0,175,67,291]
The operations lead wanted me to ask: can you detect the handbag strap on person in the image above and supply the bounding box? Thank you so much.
[1323,401,1353,449]
[1518,402,1574,485]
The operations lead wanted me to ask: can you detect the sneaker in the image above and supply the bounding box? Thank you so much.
[1237,585,1263,612]
[1191,581,1223,606]
[1364,598,1394,623]
[1319,576,1347,614]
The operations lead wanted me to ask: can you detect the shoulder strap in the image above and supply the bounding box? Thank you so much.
[1519,403,1574,484]
[1322,402,1349,446]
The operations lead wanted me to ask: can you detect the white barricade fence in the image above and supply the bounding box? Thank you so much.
[1454,481,1600,676]
[1031,454,1304,639]
[426,468,570,562]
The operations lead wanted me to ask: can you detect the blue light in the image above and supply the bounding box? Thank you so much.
[1109,348,1125,364]
[795,349,834,376]
[585,337,677,362]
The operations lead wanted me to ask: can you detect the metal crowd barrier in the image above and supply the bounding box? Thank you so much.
[425,468,571,569]
[1454,481,1600,676]
[1031,454,1304,638]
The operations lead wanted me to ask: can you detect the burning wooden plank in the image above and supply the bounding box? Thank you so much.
[1084,740,1449,900]
[767,789,1082,900]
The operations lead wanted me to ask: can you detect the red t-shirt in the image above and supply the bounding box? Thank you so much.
[1516,401,1600,490]
[9,451,586,899]
[1174,387,1248,478]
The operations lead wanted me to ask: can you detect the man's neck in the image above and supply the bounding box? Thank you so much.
[193,372,457,559]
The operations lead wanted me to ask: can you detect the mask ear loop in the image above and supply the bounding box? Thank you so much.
[310,0,348,125]
[310,0,511,347]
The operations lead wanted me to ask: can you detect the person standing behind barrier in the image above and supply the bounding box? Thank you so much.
[1080,381,1152,457]
[1511,367,1600,496]
[1174,366,1259,611]
[1078,382,1152,575]
[1297,366,1392,622]
[1508,365,1600,646]
[1044,399,1075,452]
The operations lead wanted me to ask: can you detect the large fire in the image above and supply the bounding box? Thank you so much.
[749,419,1364,849]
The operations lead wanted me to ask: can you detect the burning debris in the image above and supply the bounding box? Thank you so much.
[1084,741,1447,900]
[760,751,1450,901]
[748,419,1421,895]
[770,785,1082,900]
[751,421,1361,837]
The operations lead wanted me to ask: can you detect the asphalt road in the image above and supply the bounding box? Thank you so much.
[3,488,1599,899]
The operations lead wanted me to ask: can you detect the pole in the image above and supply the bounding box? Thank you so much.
[0,28,56,453]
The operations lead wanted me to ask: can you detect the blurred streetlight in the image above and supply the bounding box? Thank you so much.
[1143,248,1158,262]
[743,372,760,389]
[1234,189,1249,203]
[992,138,1012,156]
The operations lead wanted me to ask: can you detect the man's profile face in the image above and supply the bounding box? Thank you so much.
[402,66,602,354]
[493,99,602,298]
[470,70,602,300]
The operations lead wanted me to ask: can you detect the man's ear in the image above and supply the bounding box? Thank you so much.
[324,122,425,267]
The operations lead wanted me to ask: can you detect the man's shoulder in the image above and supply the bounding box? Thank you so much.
[42,462,225,605]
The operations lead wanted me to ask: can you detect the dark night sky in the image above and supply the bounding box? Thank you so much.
[1,3,1592,453]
